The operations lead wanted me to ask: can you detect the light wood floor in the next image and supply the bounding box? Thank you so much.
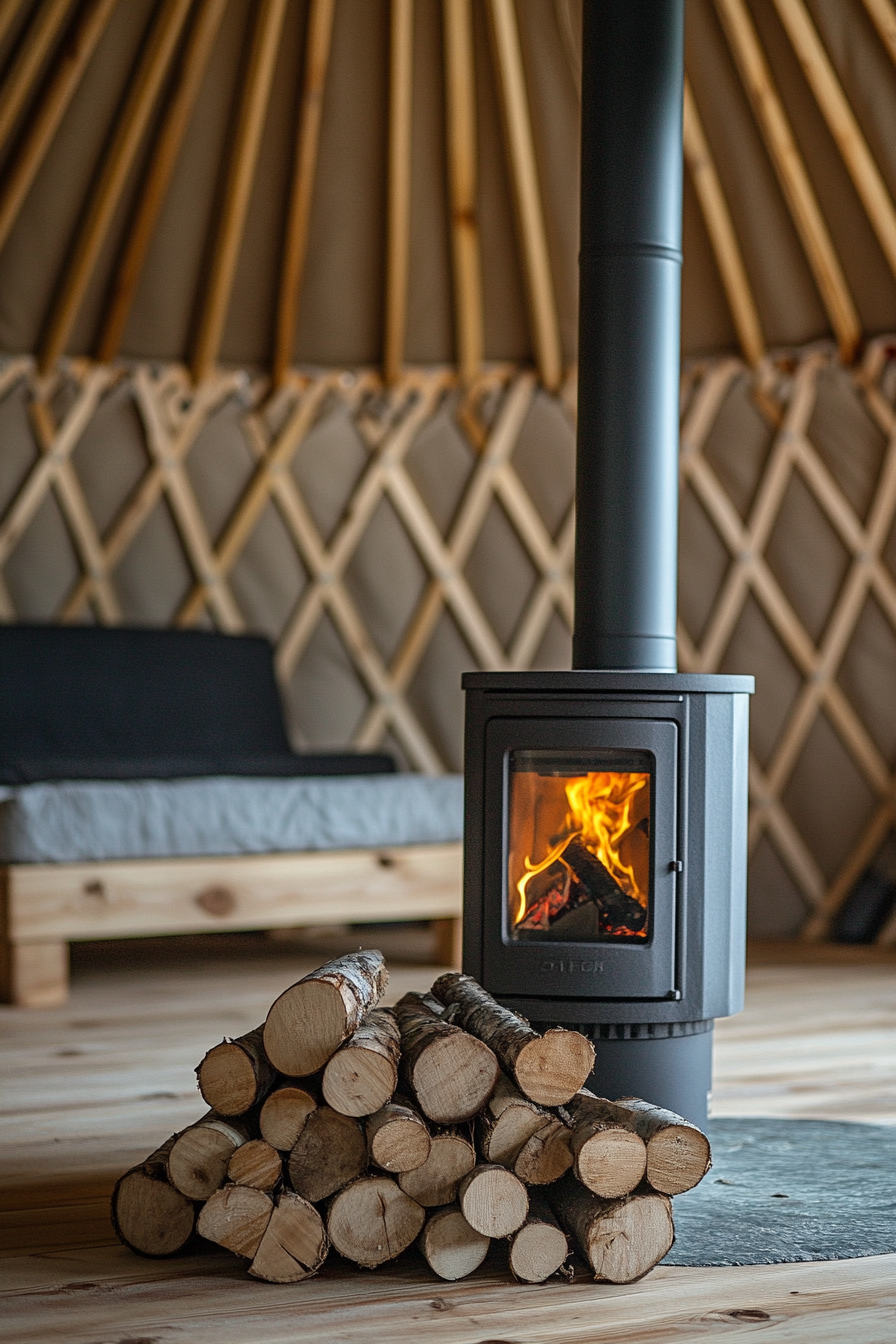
[1,933,894,1342]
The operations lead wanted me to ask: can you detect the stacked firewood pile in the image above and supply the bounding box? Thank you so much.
[112,951,711,1284]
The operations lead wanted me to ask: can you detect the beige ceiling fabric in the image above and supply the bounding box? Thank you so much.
[0,0,895,942]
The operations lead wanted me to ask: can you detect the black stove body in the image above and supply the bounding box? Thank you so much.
[462,670,751,1124]
[460,2,753,1125]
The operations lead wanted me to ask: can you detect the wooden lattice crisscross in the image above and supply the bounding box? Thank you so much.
[679,337,896,941]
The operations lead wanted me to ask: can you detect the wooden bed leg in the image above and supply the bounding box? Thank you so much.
[0,939,69,1007]
[432,917,463,968]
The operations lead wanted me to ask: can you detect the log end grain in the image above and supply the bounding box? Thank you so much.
[167,1120,246,1201]
[111,1168,196,1258]
[197,1185,273,1258]
[508,1219,568,1283]
[367,1103,431,1172]
[419,1205,490,1281]
[249,1190,329,1283]
[287,1106,367,1203]
[514,1119,574,1186]
[411,1031,500,1124]
[458,1164,529,1239]
[397,1131,476,1207]
[646,1125,712,1195]
[514,1029,595,1107]
[575,1129,647,1199]
[327,1176,425,1268]
[259,1084,318,1152]
[264,979,347,1077]
[227,1139,282,1192]
[585,1193,674,1283]
[197,1041,260,1116]
[322,1048,397,1118]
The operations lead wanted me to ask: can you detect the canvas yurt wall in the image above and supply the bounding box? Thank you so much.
[0,0,895,943]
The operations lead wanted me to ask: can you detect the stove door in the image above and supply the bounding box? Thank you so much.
[482,716,678,1001]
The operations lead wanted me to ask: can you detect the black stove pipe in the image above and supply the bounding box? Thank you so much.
[573,0,684,674]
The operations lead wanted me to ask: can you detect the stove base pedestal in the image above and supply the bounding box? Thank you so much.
[534,1021,714,1126]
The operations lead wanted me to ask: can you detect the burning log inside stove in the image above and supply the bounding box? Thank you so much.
[517,837,647,939]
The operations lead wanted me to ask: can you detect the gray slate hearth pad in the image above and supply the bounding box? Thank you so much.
[662,1117,896,1266]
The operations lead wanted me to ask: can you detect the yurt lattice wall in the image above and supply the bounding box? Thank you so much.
[1,0,896,943]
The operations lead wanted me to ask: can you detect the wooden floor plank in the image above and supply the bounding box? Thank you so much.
[0,933,894,1340]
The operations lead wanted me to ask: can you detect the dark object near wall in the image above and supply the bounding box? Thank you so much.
[832,837,896,943]
[0,625,394,783]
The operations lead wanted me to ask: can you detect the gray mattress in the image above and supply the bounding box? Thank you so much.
[0,774,464,864]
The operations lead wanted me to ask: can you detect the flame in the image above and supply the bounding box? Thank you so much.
[514,771,649,926]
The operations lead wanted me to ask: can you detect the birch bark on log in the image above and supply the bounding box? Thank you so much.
[197,1184,273,1258]
[196,1025,276,1115]
[397,1127,476,1206]
[287,1105,367,1202]
[259,1081,318,1151]
[327,1175,425,1268]
[457,1163,529,1238]
[366,1098,431,1172]
[548,1173,674,1282]
[418,1204,490,1280]
[394,991,499,1122]
[614,1097,712,1194]
[562,1093,648,1198]
[264,950,388,1076]
[322,1007,401,1116]
[111,1135,197,1257]
[167,1113,250,1200]
[226,1139,283,1192]
[249,1189,329,1283]
[508,1194,568,1283]
[431,972,594,1105]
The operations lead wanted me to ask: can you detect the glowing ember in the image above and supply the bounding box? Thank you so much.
[514,771,650,931]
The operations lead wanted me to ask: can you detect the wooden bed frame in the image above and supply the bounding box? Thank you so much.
[0,841,463,1007]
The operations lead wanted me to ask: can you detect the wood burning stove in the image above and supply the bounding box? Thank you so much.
[461,2,753,1126]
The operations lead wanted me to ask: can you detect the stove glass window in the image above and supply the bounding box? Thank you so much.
[506,749,652,943]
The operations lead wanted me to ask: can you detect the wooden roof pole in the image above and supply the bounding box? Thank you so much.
[97,0,227,363]
[37,0,193,375]
[487,0,562,391]
[443,0,483,384]
[0,0,117,256]
[190,0,288,385]
[773,0,896,283]
[862,0,896,68]
[683,78,765,366]
[0,0,73,156]
[714,0,861,362]
[272,0,336,387]
[384,0,414,386]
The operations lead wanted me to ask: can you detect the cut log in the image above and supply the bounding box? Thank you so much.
[197,1184,273,1258]
[430,973,594,1106]
[562,835,647,932]
[562,1093,648,1198]
[477,1073,550,1165]
[366,1098,431,1172]
[548,1173,674,1283]
[167,1113,249,1200]
[196,1025,276,1116]
[111,1135,197,1258]
[322,1007,401,1117]
[614,1097,712,1195]
[394,991,499,1123]
[249,1189,329,1283]
[287,1105,367,1203]
[418,1204,490,1281]
[508,1195,568,1283]
[327,1175,425,1268]
[227,1139,282,1192]
[264,950,388,1076]
[513,1117,573,1185]
[457,1163,529,1238]
[397,1128,476,1206]
[259,1081,318,1151]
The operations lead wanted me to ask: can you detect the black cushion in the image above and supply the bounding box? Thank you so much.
[0,625,395,783]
